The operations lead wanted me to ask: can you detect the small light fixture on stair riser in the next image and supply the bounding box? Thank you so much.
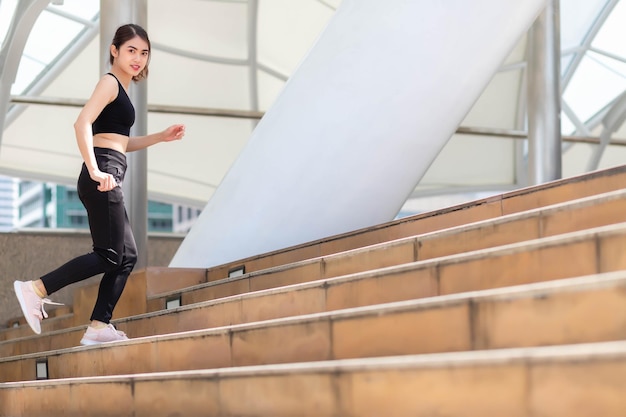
[36,359,48,380]
[166,296,182,310]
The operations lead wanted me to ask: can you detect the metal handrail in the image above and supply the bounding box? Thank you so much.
[455,126,626,146]
[10,95,626,145]
[10,95,264,120]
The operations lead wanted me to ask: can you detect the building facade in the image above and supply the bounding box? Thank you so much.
[0,176,16,231]
[15,180,199,233]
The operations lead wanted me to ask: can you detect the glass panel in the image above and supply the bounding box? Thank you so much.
[11,57,45,94]
[592,0,626,59]
[560,0,610,50]
[561,54,575,76]
[0,0,18,45]
[23,11,83,63]
[563,52,626,122]
[48,0,99,21]
[561,111,576,135]
[590,50,626,78]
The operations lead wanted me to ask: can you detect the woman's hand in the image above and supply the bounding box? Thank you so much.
[125,124,186,152]
[91,169,118,192]
[162,124,185,142]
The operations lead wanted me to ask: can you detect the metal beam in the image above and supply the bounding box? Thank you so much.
[587,90,626,171]
[247,0,259,113]
[0,0,50,148]
[527,0,561,185]
[100,0,149,269]
[9,95,265,118]
[10,95,626,147]
[5,17,99,129]
[561,0,619,88]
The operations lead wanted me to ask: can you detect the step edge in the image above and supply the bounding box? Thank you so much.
[3,270,626,363]
[3,340,626,388]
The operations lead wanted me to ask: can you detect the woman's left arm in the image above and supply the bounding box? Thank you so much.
[126,124,185,152]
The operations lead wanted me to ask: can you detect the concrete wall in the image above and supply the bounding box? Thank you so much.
[0,229,183,328]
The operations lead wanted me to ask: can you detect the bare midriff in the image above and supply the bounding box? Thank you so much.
[93,133,129,154]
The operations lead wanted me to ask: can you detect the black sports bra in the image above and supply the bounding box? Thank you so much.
[92,73,135,136]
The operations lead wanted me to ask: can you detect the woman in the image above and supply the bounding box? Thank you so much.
[13,23,185,345]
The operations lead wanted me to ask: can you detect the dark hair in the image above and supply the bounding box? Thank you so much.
[109,24,151,82]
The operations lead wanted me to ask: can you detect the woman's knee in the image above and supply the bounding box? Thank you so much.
[125,249,138,269]
[94,247,122,268]
[94,245,137,272]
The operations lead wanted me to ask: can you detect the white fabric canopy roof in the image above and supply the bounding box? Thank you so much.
[1,0,626,214]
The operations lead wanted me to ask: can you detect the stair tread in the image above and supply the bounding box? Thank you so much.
[2,340,626,387]
[1,269,624,382]
[148,191,626,302]
[2,222,626,352]
[3,166,626,416]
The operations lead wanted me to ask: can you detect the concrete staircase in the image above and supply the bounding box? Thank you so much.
[2,165,626,416]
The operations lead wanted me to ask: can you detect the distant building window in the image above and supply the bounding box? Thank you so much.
[67,190,80,202]
[149,218,172,232]
[19,181,39,195]
[69,215,87,227]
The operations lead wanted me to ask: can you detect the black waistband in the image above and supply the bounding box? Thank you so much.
[93,147,126,163]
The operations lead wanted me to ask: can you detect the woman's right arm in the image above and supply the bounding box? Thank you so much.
[74,75,117,192]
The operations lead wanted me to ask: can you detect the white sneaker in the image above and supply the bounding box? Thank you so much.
[80,323,129,345]
[13,280,63,335]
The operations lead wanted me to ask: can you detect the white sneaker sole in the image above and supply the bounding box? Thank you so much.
[79,337,101,346]
[79,336,128,346]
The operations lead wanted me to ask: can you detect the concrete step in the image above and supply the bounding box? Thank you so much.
[147,189,626,311]
[0,314,76,342]
[0,170,626,340]
[0,267,206,341]
[185,165,626,283]
[1,341,625,416]
[3,222,626,357]
[1,271,625,382]
[2,167,626,416]
[4,304,72,330]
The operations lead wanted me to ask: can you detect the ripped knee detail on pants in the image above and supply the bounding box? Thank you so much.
[93,247,124,271]
[93,243,138,273]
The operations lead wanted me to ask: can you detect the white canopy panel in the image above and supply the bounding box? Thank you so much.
[1,0,625,214]
[171,0,548,267]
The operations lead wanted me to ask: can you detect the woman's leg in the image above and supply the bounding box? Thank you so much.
[16,152,126,335]
[77,149,137,325]
[90,208,137,324]
[39,161,120,295]
[39,253,110,295]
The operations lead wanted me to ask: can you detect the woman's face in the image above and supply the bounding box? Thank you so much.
[112,35,150,78]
